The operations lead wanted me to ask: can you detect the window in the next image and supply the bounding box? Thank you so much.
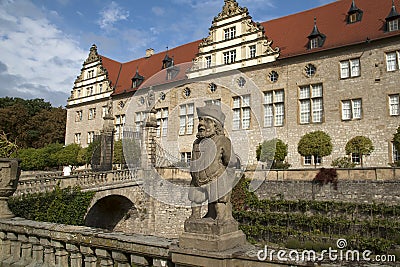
[205,99,221,106]
[389,94,400,116]
[386,51,399,71]
[183,87,191,97]
[305,64,316,77]
[102,106,108,118]
[303,155,321,166]
[237,77,246,88]
[86,86,93,96]
[209,83,217,92]
[224,27,236,40]
[135,112,144,132]
[156,108,168,137]
[268,71,279,83]
[75,110,83,122]
[87,131,94,144]
[180,152,191,165]
[249,45,256,58]
[76,89,81,98]
[206,56,212,68]
[87,70,94,79]
[179,103,194,135]
[232,95,251,130]
[88,108,96,120]
[351,153,361,165]
[99,84,103,93]
[349,13,357,23]
[115,114,125,141]
[264,90,285,127]
[223,50,236,64]
[74,133,81,144]
[388,19,399,32]
[340,58,360,78]
[310,38,319,49]
[341,99,362,120]
[299,84,323,124]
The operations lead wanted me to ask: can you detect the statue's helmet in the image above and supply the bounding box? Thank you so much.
[196,103,226,126]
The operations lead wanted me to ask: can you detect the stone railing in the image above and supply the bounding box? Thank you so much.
[249,167,400,181]
[15,169,141,196]
[0,218,172,267]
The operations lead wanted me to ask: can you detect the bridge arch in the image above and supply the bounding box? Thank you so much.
[84,194,136,231]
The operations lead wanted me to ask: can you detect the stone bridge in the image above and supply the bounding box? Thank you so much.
[16,168,194,239]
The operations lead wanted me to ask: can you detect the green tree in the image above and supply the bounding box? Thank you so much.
[55,144,81,167]
[345,136,374,168]
[113,139,125,165]
[0,97,66,149]
[298,131,333,168]
[259,138,289,168]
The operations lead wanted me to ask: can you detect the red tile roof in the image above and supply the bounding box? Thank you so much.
[264,0,400,58]
[103,0,400,96]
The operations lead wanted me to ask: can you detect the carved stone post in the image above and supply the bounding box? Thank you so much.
[26,236,44,267]
[141,109,158,170]
[52,240,68,267]
[13,234,32,267]
[40,238,55,267]
[80,246,97,267]
[2,232,19,266]
[0,158,20,218]
[66,243,82,267]
[112,251,130,267]
[0,231,11,262]
[96,248,113,267]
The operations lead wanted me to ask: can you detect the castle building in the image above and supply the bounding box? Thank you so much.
[66,0,400,168]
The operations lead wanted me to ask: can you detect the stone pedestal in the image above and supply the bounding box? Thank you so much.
[0,158,20,218]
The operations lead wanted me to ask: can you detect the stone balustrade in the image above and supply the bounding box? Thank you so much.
[15,169,141,196]
[0,217,172,267]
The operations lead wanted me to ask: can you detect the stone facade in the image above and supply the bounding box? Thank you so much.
[65,0,400,169]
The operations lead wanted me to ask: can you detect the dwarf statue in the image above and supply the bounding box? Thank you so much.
[189,103,237,222]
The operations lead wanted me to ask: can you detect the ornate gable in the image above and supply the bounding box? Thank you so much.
[189,0,279,78]
[215,0,248,21]
[85,44,101,64]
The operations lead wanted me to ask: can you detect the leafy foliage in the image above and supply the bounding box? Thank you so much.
[298,131,332,167]
[331,156,356,168]
[345,136,374,167]
[113,139,125,165]
[0,97,66,149]
[0,131,18,158]
[54,143,81,166]
[8,186,95,225]
[232,182,400,254]
[258,139,290,169]
[313,168,338,190]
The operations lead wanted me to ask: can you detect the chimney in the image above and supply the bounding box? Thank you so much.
[145,48,155,58]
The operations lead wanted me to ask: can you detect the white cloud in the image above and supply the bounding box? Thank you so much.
[97,1,129,30]
[0,0,86,107]
[152,6,165,16]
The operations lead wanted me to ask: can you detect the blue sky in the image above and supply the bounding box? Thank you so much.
[0,0,335,107]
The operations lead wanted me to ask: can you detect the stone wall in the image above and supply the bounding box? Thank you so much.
[254,168,400,204]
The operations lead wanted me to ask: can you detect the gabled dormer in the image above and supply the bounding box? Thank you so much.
[386,0,400,32]
[188,0,279,78]
[162,53,174,69]
[307,17,326,49]
[347,0,363,24]
[131,68,144,88]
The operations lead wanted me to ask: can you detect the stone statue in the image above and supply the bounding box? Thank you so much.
[188,103,237,222]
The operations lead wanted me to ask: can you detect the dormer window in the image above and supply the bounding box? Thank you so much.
[131,68,144,88]
[386,0,400,32]
[347,0,363,24]
[224,26,236,40]
[307,17,326,49]
[162,54,174,69]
